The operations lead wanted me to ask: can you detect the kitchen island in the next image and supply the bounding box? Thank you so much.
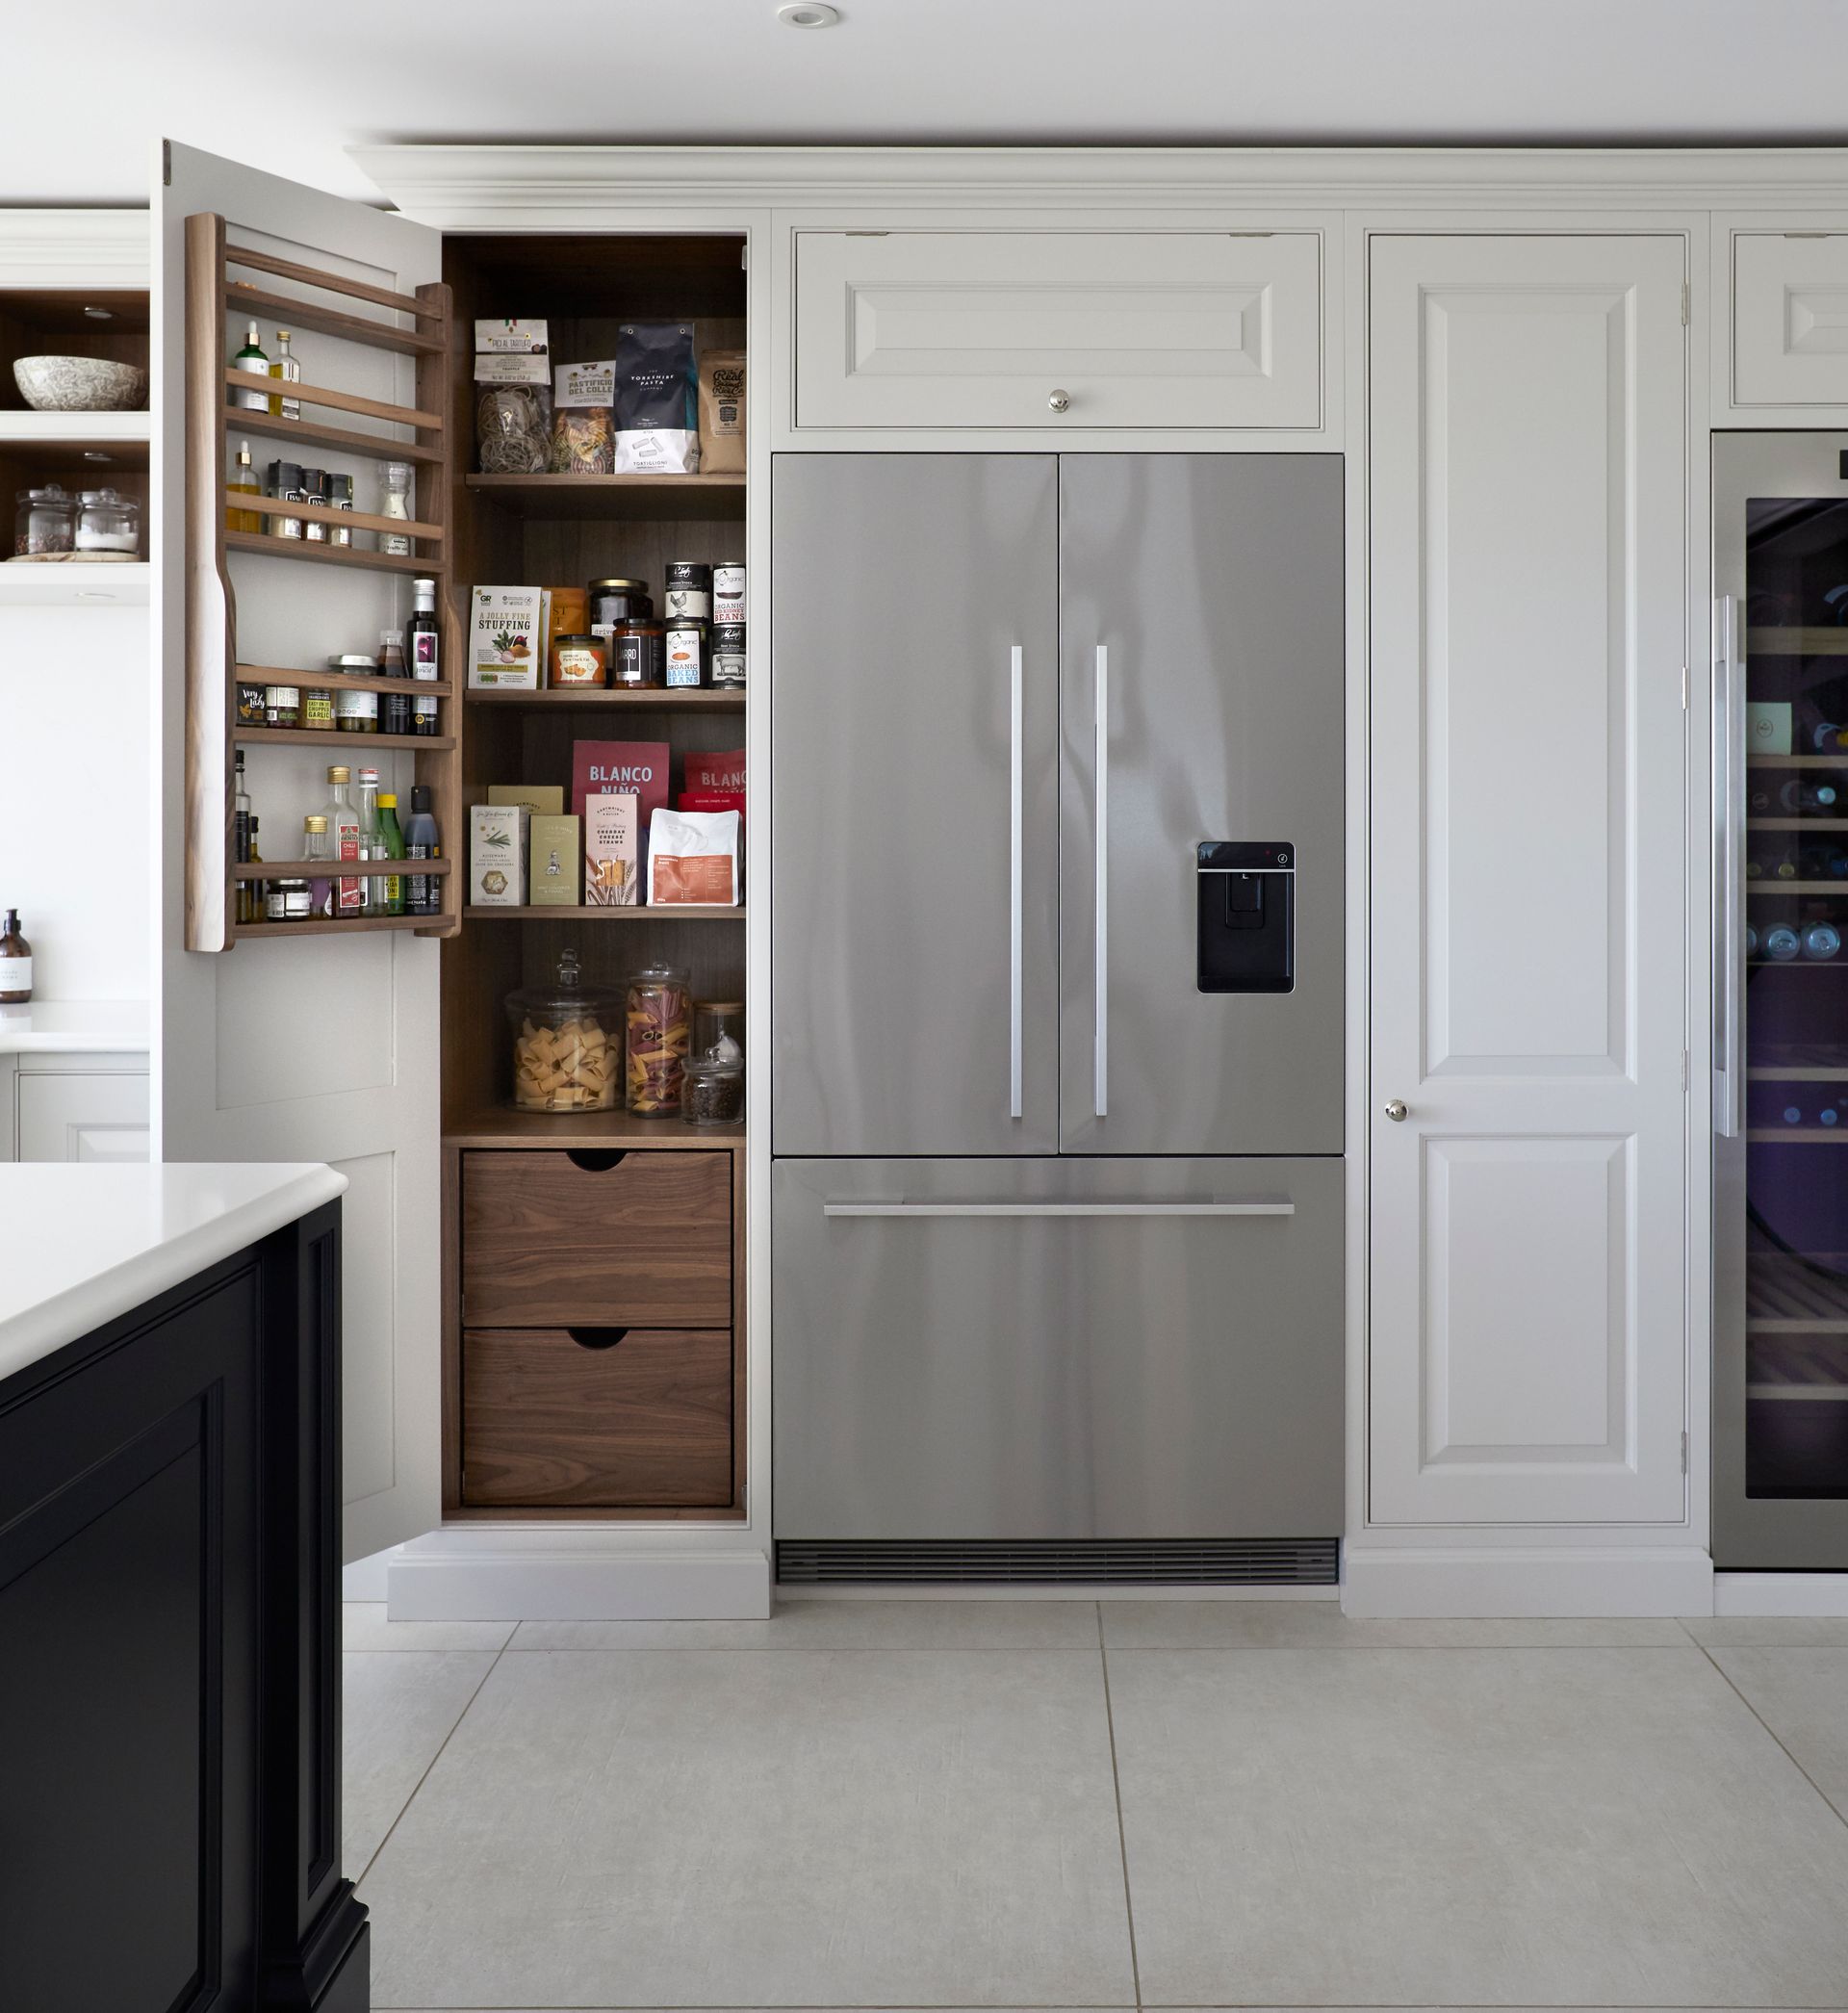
[0,1162,367,2011]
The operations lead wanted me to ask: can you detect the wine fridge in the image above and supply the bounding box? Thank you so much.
[1715,433,1848,1566]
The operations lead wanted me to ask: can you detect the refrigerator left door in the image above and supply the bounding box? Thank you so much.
[772,454,1062,1156]
[157,142,445,1562]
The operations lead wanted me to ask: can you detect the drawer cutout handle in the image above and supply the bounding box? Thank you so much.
[567,1327,629,1351]
[566,1148,629,1174]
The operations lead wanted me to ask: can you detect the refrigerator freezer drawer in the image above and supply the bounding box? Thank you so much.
[772,1156,1344,1541]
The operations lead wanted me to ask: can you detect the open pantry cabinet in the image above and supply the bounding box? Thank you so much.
[158,143,757,1587]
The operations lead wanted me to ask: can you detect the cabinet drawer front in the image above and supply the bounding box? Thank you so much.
[795,231,1322,431]
[1734,233,1848,406]
[461,1149,731,1328]
[462,1327,732,1508]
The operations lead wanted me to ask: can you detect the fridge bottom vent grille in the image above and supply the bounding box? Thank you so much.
[775,1538,1340,1587]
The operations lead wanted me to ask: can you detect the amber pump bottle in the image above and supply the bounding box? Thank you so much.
[0,909,32,1003]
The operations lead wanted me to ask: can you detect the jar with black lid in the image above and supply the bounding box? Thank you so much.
[589,577,652,630]
[326,473,354,547]
[300,468,329,542]
[266,460,305,539]
[612,618,666,688]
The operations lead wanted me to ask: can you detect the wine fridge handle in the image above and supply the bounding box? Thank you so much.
[1009,644,1024,1122]
[1093,643,1109,1119]
[1714,594,1744,1140]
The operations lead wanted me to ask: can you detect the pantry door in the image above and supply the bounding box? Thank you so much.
[156,142,444,1563]
[1368,234,1689,1526]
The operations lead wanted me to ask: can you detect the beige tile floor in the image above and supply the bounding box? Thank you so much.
[345,1601,1848,2011]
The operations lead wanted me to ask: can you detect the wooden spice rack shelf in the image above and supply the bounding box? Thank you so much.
[233,859,452,879]
[465,687,743,711]
[185,210,457,950]
[462,906,745,921]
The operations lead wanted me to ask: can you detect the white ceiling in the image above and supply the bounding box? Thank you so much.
[10,0,1846,208]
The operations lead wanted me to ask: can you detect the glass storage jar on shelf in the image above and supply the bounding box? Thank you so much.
[14,483,75,556]
[681,1046,744,1127]
[694,999,744,1065]
[505,947,622,1113]
[626,961,691,1114]
[75,487,140,555]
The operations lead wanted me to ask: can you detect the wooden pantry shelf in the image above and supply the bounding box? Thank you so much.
[237,662,454,699]
[223,279,444,357]
[465,472,747,521]
[224,529,433,576]
[465,686,743,710]
[0,561,147,605]
[443,1103,744,1152]
[1749,629,1848,657]
[232,859,452,879]
[0,410,148,448]
[463,906,745,921]
[236,727,455,751]
[235,912,451,940]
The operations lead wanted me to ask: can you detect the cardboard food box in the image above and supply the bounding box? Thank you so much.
[487,783,564,818]
[584,791,641,907]
[468,586,542,688]
[470,803,528,907]
[570,740,670,824]
[527,814,581,906]
[474,319,549,354]
[686,748,745,795]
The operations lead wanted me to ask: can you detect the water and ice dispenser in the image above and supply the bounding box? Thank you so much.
[1196,841,1296,994]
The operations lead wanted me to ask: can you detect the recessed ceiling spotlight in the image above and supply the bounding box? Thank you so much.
[778,2,840,25]
[82,451,113,462]
[82,305,114,321]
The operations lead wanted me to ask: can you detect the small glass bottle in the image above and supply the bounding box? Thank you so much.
[355,766,384,916]
[407,577,442,736]
[232,320,269,411]
[322,766,364,918]
[376,791,406,916]
[377,630,410,737]
[0,908,33,1003]
[302,815,333,918]
[243,817,264,927]
[233,750,253,916]
[225,439,262,535]
[378,461,413,556]
[269,329,300,422]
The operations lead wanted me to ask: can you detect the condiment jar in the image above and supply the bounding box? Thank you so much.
[589,577,651,632]
[681,1045,744,1127]
[14,483,75,557]
[300,467,329,542]
[74,487,140,555]
[550,632,607,688]
[505,946,622,1112]
[625,961,691,1114]
[611,619,665,687]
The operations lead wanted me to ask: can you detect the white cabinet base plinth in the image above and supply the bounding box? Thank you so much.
[386,1543,772,1622]
[1714,1573,1848,1617]
[1344,1546,1715,1618]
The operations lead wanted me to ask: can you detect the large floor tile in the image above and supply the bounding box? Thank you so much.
[511,1597,1098,1652]
[345,1602,516,1654]
[1684,1613,1848,1647]
[1109,1645,1848,2008]
[359,1648,1134,2009]
[343,1650,498,1876]
[1709,1645,1848,1819]
[1102,1600,1685,1649]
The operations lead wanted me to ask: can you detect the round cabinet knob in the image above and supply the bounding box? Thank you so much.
[1048,388,1071,414]
[1383,1099,1408,1123]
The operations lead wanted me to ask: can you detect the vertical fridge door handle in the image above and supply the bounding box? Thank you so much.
[1009,644,1024,1121]
[1714,593,1743,1139]
[1094,643,1110,1118]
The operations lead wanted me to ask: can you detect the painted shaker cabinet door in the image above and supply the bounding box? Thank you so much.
[15,1068,149,1162]
[1368,235,1689,1527]
[1733,233,1848,406]
[794,231,1322,431]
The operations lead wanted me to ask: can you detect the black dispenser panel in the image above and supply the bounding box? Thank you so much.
[1197,841,1295,994]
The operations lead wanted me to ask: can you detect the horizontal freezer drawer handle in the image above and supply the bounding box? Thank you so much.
[821,1200,1296,1218]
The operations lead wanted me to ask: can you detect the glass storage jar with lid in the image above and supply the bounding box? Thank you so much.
[14,483,76,556]
[694,999,744,1065]
[681,1045,744,1126]
[75,486,140,555]
[505,946,623,1112]
[626,961,692,1114]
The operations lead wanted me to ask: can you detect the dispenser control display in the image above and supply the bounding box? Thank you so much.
[1197,840,1295,994]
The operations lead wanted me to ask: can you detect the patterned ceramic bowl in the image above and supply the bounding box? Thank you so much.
[12,356,147,412]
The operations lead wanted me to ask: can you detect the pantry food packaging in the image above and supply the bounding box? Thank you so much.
[527,814,582,906]
[471,802,529,907]
[570,739,670,825]
[475,354,551,475]
[626,961,692,1115]
[475,319,549,354]
[468,586,542,688]
[686,747,745,795]
[698,348,746,474]
[488,782,564,817]
[584,791,641,906]
[613,323,700,475]
[647,807,741,907]
[505,946,620,1114]
[541,585,590,672]
[678,788,746,821]
[549,358,617,475]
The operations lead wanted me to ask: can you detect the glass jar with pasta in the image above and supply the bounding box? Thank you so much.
[504,947,621,1113]
[625,962,691,1115]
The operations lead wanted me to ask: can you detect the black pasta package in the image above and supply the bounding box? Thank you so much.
[613,322,700,474]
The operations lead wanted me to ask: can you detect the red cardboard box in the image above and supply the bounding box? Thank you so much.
[686,747,745,795]
[679,788,746,820]
[570,740,670,824]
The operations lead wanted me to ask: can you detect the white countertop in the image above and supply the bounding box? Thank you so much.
[0,1162,347,1384]
[0,999,149,1054]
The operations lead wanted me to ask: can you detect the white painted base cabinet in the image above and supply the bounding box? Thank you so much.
[1366,234,1689,1530]
[5,1056,148,1163]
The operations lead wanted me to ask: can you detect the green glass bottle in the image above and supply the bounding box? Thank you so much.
[232,320,269,412]
[376,793,407,916]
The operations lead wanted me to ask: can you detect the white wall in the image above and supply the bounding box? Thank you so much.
[0,605,150,1000]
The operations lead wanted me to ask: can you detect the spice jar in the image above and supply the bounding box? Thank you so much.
[302,685,336,731]
[625,961,691,1114]
[330,654,379,734]
[549,632,607,688]
[611,618,665,688]
[681,1046,745,1126]
[326,473,354,546]
[300,467,328,542]
[75,487,140,555]
[263,684,301,728]
[265,878,311,922]
[266,460,305,539]
[505,946,622,1113]
[14,483,75,557]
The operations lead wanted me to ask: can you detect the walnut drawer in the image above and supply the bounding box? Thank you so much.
[461,1326,732,1509]
[461,1149,731,1329]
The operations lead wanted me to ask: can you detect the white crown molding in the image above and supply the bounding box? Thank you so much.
[349,142,1848,225]
[0,208,148,287]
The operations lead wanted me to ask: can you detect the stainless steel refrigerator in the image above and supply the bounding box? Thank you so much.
[770,453,1345,1581]
[1714,432,1848,1568]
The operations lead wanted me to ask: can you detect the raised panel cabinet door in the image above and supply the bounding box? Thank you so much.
[15,1069,149,1162]
[794,232,1322,431]
[159,142,445,1563]
[1367,235,1689,1527]
[772,453,1061,1155]
[1733,232,1848,407]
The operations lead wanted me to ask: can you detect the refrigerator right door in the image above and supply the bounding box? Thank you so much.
[1715,432,1848,1567]
[1057,454,1345,1155]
